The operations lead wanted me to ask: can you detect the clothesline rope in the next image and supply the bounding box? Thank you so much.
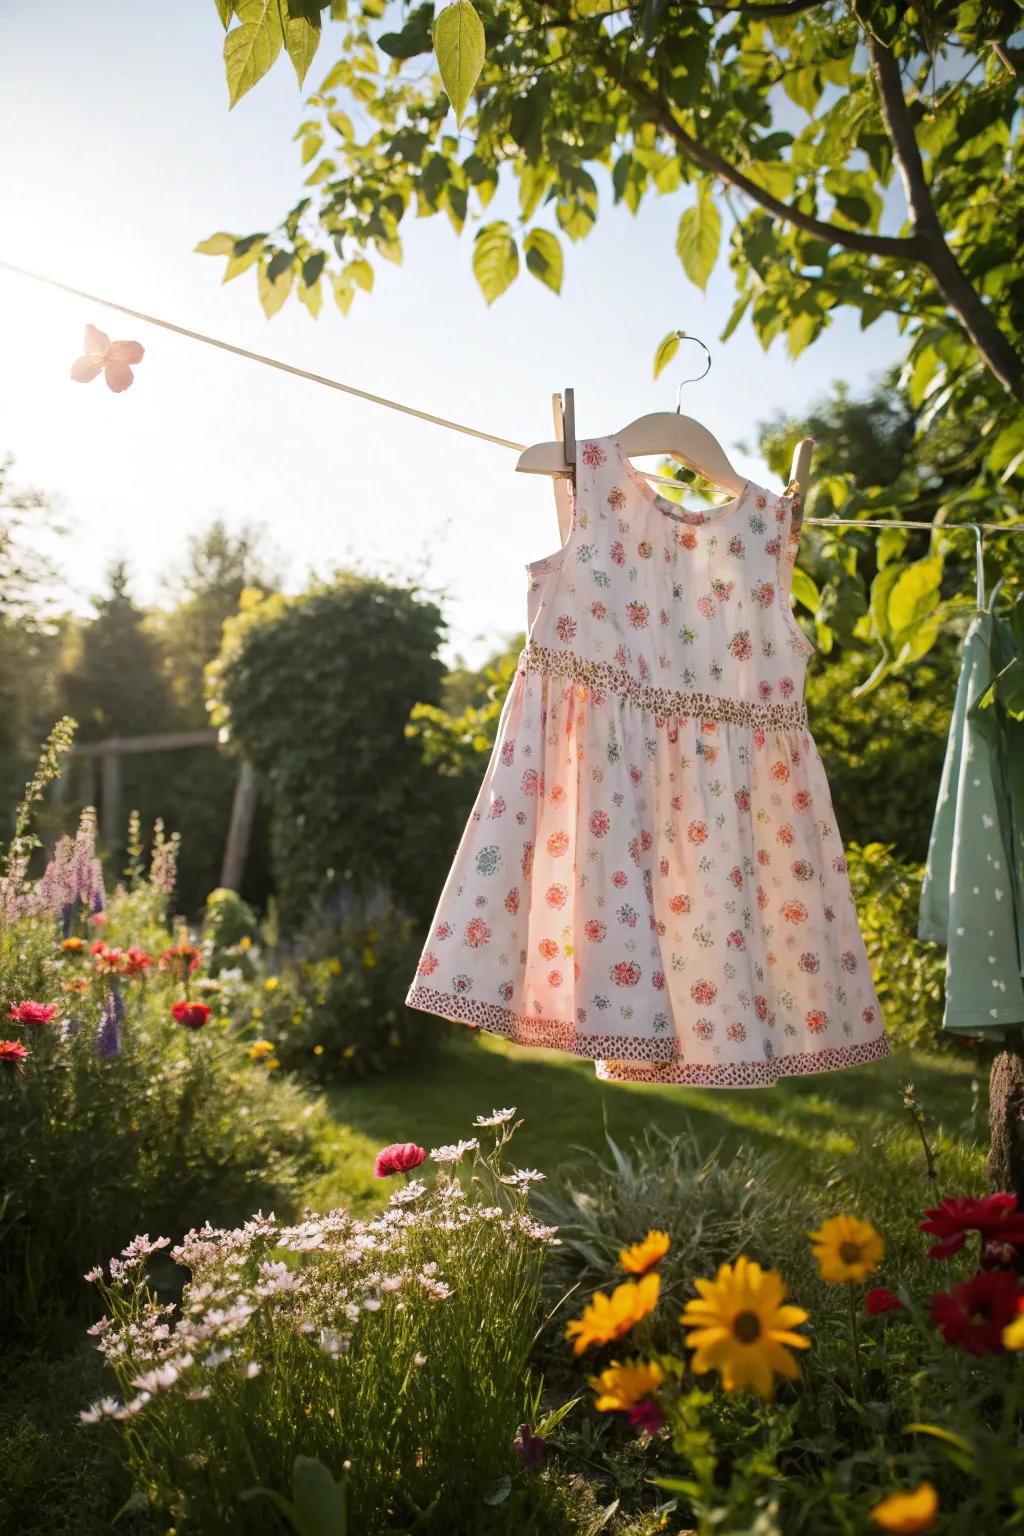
[2,258,1023,558]
[0,259,527,453]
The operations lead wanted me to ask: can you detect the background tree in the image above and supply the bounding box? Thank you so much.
[60,562,173,743]
[152,520,281,723]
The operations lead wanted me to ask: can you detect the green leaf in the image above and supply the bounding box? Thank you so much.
[790,566,820,614]
[719,293,750,344]
[214,0,234,29]
[868,562,903,645]
[224,0,284,108]
[379,4,434,58]
[346,258,373,292]
[876,526,909,568]
[472,222,518,304]
[786,311,817,359]
[266,248,294,282]
[524,228,563,294]
[675,181,720,293]
[297,275,323,316]
[905,1422,975,1457]
[223,237,265,281]
[887,556,943,635]
[652,331,681,380]
[258,257,294,316]
[331,271,354,314]
[907,345,940,408]
[433,1,485,130]
[301,133,324,164]
[292,1454,347,1536]
[194,231,238,256]
[305,159,337,185]
[281,4,321,87]
[518,163,550,221]
[783,66,821,114]
[894,609,942,669]
[301,251,326,287]
[327,109,353,139]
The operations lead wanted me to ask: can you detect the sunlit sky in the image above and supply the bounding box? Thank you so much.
[0,1,905,664]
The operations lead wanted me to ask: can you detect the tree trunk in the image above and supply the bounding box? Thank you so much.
[988,1030,1024,1195]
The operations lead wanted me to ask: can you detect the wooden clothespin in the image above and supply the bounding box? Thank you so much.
[550,388,576,543]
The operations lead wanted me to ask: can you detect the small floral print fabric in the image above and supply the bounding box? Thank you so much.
[408,436,888,1087]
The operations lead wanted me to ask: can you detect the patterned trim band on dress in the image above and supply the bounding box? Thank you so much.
[406,984,890,1089]
[519,643,809,731]
[596,1033,890,1089]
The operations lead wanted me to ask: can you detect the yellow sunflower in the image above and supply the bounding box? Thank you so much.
[588,1358,665,1412]
[809,1215,884,1284]
[620,1230,671,1275]
[870,1481,938,1533]
[680,1255,810,1399]
[565,1272,660,1356]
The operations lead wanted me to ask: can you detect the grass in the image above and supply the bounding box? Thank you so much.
[307,1021,990,1212]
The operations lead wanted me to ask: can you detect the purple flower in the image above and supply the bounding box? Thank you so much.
[96,987,123,1058]
[512,1422,545,1469]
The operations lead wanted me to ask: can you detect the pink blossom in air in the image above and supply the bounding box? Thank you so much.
[70,325,145,393]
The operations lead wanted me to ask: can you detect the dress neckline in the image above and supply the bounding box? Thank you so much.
[606,435,752,528]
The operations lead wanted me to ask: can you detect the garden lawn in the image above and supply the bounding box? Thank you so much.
[308,1022,989,1212]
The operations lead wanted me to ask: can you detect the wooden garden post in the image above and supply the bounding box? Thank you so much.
[988,1029,1024,1196]
[220,761,257,892]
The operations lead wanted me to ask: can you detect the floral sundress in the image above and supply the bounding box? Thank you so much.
[407,436,888,1087]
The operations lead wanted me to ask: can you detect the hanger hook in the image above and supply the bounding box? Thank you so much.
[667,333,712,411]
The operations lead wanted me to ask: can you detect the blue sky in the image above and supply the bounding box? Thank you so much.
[0,1,904,663]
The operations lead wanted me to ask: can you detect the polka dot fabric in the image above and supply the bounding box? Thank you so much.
[407,436,888,1087]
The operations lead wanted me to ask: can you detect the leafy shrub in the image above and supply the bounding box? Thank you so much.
[846,841,947,1052]
[208,575,452,927]
[81,1114,568,1535]
[0,791,318,1342]
[222,906,427,1081]
[806,647,953,864]
[202,886,258,970]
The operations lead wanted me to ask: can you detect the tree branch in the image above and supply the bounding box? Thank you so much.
[700,0,825,14]
[867,35,1023,399]
[619,70,925,260]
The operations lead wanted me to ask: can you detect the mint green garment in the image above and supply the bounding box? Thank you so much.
[919,601,1024,1038]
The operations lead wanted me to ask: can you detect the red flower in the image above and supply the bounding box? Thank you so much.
[930,1270,1022,1355]
[93,946,123,974]
[374,1141,426,1178]
[8,1001,57,1028]
[121,947,152,976]
[0,1039,29,1072]
[160,944,202,977]
[628,1399,665,1434]
[920,1193,1024,1260]
[171,1000,211,1030]
[865,1287,902,1316]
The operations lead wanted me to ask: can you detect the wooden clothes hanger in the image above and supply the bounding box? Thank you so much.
[517,337,815,510]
